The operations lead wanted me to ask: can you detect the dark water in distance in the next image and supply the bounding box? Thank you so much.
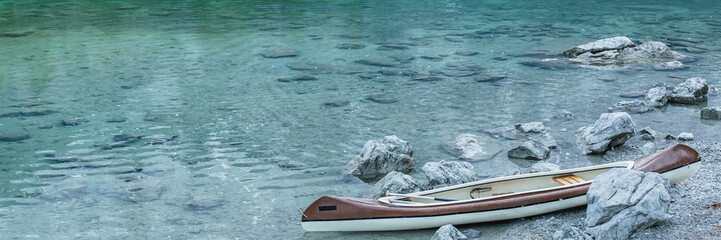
[1,0,720,239]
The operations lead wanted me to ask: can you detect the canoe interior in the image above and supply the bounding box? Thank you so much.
[383,161,632,205]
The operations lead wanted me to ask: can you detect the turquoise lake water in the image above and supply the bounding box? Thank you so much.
[1,0,720,239]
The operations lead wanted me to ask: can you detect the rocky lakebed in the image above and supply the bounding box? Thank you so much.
[1,1,721,239]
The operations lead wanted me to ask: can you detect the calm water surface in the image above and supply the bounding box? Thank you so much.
[1,0,720,239]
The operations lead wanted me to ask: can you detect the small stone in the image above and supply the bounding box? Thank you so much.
[260,48,298,58]
[323,99,350,107]
[462,229,481,238]
[646,87,669,107]
[664,134,677,141]
[277,75,317,82]
[639,127,657,141]
[700,107,721,120]
[641,142,656,155]
[530,162,560,173]
[0,128,31,142]
[366,93,398,104]
[508,141,549,160]
[677,132,694,141]
[432,224,468,240]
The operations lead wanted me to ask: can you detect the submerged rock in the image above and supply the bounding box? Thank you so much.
[354,58,398,67]
[586,168,671,240]
[519,58,574,70]
[323,98,350,107]
[575,112,636,154]
[422,160,477,187]
[184,193,224,210]
[646,86,670,107]
[669,77,708,104]
[368,171,423,199]
[343,136,414,181]
[260,48,298,58]
[608,100,652,113]
[474,72,507,82]
[431,224,468,240]
[61,117,87,126]
[508,140,549,160]
[277,75,318,82]
[441,134,502,161]
[366,93,398,104]
[336,43,366,49]
[1,30,34,37]
[700,106,721,119]
[653,61,686,71]
[0,128,31,142]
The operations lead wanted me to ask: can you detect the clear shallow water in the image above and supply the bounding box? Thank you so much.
[0,0,720,239]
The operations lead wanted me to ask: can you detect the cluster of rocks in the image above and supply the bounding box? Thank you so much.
[610,77,711,114]
[563,36,689,68]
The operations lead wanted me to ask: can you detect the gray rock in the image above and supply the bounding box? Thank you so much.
[641,142,656,155]
[508,141,549,160]
[0,128,31,142]
[441,134,502,161]
[366,93,398,104]
[617,41,684,61]
[664,134,677,141]
[514,122,558,149]
[563,37,635,58]
[431,224,468,240]
[608,100,652,113]
[529,162,560,173]
[575,112,636,154]
[646,87,669,107]
[700,106,721,119]
[260,48,298,58]
[113,133,142,143]
[368,171,423,199]
[552,226,592,240]
[639,127,657,141]
[422,160,478,187]
[677,132,694,141]
[343,136,415,180]
[586,168,671,240]
[669,77,708,104]
[324,98,350,107]
[462,229,481,238]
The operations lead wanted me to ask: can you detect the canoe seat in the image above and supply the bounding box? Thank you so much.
[553,175,585,185]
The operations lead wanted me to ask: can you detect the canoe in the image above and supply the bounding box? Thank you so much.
[301,144,701,232]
